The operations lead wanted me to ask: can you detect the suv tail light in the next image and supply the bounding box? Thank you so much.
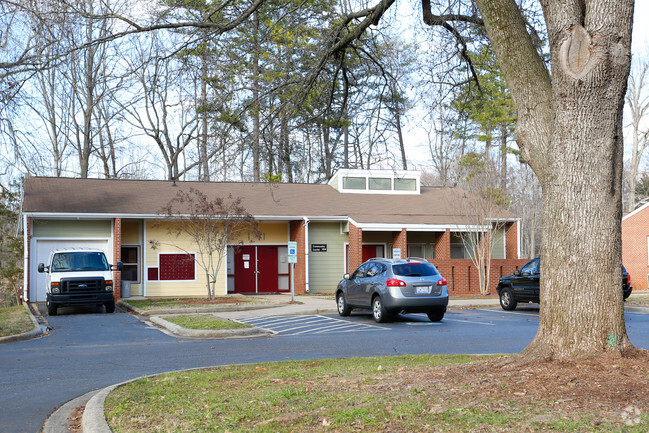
[437,277,448,286]
[386,278,406,287]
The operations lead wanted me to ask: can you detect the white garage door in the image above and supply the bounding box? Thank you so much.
[30,239,111,302]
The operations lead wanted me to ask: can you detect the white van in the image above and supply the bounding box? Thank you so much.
[38,249,122,316]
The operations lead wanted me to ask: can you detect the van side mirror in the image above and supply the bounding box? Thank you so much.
[344,273,350,280]
[112,262,123,271]
[38,263,47,273]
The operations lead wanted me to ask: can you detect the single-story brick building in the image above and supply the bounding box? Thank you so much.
[22,169,528,302]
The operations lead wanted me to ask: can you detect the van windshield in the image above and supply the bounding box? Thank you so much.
[51,252,110,272]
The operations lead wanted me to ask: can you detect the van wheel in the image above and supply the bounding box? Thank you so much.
[47,299,57,316]
[105,301,115,313]
[499,287,517,311]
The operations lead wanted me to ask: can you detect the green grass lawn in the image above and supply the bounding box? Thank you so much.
[123,297,260,310]
[104,354,649,432]
[163,315,253,330]
[0,305,34,337]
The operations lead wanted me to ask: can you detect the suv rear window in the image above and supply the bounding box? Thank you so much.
[392,262,439,277]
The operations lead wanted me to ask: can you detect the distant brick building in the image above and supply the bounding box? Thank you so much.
[22,169,526,302]
[622,203,649,292]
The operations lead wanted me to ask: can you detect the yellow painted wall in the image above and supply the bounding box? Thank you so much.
[143,221,289,298]
[145,221,227,297]
[121,220,141,295]
[229,222,289,244]
[122,220,140,244]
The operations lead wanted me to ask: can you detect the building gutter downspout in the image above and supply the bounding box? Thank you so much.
[23,214,29,303]
[303,217,310,293]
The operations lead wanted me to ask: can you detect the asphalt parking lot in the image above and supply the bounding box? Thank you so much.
[3,305,649,433]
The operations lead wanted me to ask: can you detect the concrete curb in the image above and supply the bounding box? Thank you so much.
[0,303,42,345]
[625,306,649,314]
[117,299,283,316]
[81,385,118,433]
[42,389,100,433]
[149,315,274,339]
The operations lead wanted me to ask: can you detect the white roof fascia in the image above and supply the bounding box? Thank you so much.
[353,222,485,232]
[622,201,649,221]
[303,216,350,222]
[24,212,132,219]
[25,212,352,222]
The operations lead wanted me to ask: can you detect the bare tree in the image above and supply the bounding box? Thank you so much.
[153,188,261,300]
[453,152,511,295]
[624,58,649,212]
[121,36,200,181]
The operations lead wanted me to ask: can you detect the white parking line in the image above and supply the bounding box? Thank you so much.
[474,308,540,317]
[442,317,496,326]
[238,314,389,335]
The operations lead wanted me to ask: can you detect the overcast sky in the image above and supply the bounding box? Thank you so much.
[633,2,648,57]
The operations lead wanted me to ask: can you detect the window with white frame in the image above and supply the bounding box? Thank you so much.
[407,244,427,259]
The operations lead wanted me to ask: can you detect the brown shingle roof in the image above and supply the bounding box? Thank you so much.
[23,177,517,225]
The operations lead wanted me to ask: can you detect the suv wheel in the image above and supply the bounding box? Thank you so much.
[372,296,390,323]
[46,298,57,316]
[427,309,445,322]
[336,292,351,316]
[499,287,517,311]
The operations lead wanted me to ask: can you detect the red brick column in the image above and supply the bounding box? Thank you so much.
[113,218,122,300]
[392,229,407,258]
[505,221,519,259]
[348,222,363,273]
[26,217,31,304]
[289,220,306,294]
[435,229,451,259]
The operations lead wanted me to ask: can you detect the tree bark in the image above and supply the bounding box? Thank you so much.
[474,0,634,359]
[252,10,261,182]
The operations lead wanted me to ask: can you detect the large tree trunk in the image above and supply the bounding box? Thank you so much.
[252,10,261,182]
[475,0,634,359]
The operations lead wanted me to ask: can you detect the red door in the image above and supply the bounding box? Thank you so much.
[346,244,385,273]
[234,246,257,293]
[233,246,280,293]
[362,245,384,262]
[256,246,279,292]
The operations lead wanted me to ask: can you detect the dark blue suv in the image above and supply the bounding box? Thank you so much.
[496,257,632,310]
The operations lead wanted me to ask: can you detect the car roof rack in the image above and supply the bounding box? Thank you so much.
[403,257,427,262]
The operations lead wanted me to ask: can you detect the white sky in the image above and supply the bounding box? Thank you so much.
[633,1,649,57]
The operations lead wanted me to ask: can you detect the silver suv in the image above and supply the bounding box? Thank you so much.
[336,258,449,323]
